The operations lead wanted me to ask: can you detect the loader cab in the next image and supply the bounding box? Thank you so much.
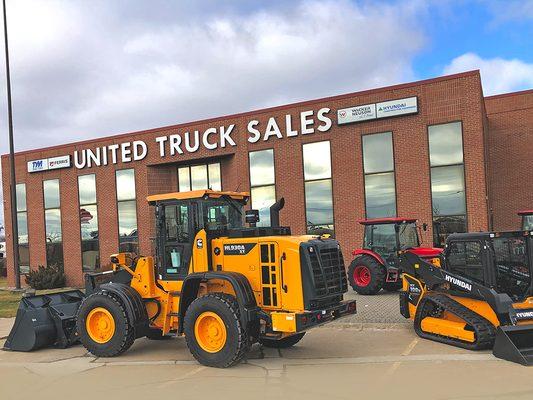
[444,231,533,301]
[148,190,248,280]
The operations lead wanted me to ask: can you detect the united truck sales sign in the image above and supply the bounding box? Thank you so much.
[338,96,418,125]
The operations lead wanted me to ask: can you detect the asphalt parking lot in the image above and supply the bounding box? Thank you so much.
[1,291,532,400]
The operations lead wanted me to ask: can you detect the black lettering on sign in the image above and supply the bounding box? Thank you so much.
[223,243,257,255]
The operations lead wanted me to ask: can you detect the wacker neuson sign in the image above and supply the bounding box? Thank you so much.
[337,96,418,125]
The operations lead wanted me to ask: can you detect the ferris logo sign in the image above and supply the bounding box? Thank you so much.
[27,155,71,173]
[337,96,418,125]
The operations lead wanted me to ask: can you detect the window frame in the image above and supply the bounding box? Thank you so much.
[115,168,139,253]
[361,131,398,219]
[427,121,468,246]
[248,148,277,227]
[301,140,336,236]
[177,162,223,192]
[78,173,100,271]
[15,183,30,274]
[42,178,64,268]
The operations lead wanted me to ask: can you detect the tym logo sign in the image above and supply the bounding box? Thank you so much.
[445,274,472,291]
[27,155,71,173]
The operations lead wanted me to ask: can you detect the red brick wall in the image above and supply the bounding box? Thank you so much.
[485,90,533,231]
[1,71,491,287]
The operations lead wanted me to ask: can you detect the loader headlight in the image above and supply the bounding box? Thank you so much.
[308,247,315,253]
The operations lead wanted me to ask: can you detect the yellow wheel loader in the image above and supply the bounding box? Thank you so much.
[5,190,356,368]
[399,230,533,365]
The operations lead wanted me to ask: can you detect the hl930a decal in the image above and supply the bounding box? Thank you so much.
[223,243,256,255]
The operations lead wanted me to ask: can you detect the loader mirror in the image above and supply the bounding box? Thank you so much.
[245,209,260,226]
[423,223,428,231]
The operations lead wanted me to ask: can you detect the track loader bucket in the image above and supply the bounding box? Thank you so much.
[492,325,533,366]
[4,290,85,352]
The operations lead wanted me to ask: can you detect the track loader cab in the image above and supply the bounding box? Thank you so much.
[348,218,441,295]
[399,230,533,365]
[6,190,356,368]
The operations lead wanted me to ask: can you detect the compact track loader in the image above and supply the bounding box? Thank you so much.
[5,190,356,368]
[399,230,533,365]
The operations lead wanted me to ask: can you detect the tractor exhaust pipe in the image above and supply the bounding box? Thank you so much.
[270,198,285,228]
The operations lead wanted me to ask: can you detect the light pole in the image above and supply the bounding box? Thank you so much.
[2,0,20,288]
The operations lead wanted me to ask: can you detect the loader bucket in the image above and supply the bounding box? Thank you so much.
[492,325,533,366]
[4,290,85,352]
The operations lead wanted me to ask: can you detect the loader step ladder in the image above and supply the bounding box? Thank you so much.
[414,293,496,350]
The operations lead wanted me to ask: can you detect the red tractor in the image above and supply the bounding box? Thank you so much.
[348,217,442,295]
[518,210,533,231]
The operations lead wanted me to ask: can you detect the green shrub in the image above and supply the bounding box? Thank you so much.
[25,264,65,290]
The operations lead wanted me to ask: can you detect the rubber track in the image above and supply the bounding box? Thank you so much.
[414,293,496,350]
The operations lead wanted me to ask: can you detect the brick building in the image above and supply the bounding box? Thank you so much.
[2,70,532,287]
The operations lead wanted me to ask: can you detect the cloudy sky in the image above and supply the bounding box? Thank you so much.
[0,0,532,226]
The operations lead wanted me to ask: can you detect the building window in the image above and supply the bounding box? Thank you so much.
[428,121,467,246]
[178,163,221,192]
[362,132,396,218]
[303,141,334,236]
[249,149,276,227]
[16,183,29,274]
[116,169,138,253]
[78,174,99,271]
[43,179,63,268]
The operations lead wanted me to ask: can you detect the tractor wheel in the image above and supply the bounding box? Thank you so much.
[347,255,386,295]
[184,293,249,368]
[383,281,403,292]
[259,332,305,348]
[76,291,135,357]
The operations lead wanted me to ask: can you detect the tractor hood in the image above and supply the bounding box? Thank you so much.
[408,247,443,258]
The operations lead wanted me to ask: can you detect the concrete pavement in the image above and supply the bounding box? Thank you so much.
[1,326,533,400]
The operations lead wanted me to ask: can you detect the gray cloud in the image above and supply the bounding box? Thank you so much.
[0,0,427,224]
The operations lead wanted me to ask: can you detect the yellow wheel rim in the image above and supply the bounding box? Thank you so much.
[194,311,227,353]
[86,307,116,344]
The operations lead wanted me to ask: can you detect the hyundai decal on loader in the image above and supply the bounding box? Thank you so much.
[5,190,356,368]
[399,230,533,366]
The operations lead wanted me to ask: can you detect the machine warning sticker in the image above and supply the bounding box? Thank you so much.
[223,243,256,255]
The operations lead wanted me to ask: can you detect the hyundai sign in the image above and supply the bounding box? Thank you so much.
[27,155,71,173]
[337,96,418,125]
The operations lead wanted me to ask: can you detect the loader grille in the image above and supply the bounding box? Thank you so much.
[300,239,348,310]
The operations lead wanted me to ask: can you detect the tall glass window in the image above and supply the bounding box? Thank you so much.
[43,179,63,268]
[178,163,221,192]
[303,141,334,236]
[428,121,467,246]
[116,169,138,253]
[249,149,276,227]
[16,183,30,274]
[362,132,396,218]
[78,174,99,271]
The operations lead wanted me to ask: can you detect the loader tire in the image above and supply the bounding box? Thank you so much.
[76,291,135,357]
[259,332,305,348]
[184,293,249,368]
[348,255,386,295]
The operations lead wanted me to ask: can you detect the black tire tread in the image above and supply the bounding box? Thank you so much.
[414,293,496,350]
[184,292,249,368]
[76,290,135,357]
[347,255,386,295]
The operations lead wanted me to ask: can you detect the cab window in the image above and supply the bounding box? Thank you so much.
[446,240,484,284]
[493,236,531,300]
[202,200,243,231]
